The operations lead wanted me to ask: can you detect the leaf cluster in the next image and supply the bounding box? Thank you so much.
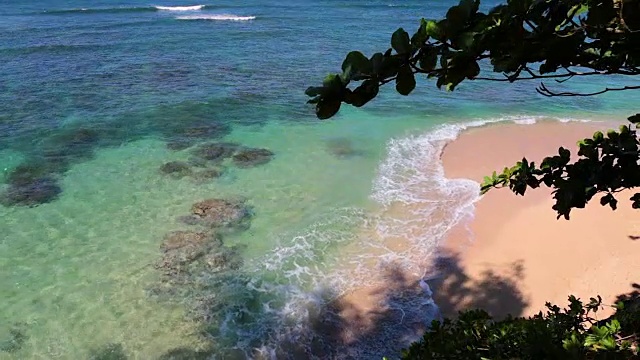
[481,116,640,219]
[402,296,639,359]
[306,0,640,119]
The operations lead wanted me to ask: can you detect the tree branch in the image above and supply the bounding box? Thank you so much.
[537,83,640,97]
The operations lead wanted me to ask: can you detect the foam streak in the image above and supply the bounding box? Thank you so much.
[155,5,205,11]
[176,14,256,21]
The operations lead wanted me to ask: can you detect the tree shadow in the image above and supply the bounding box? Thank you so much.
[94,255,637,359]
[428,253,528,319]
[263,253,528,359]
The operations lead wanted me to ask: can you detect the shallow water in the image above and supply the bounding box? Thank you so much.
[1,0,639,358]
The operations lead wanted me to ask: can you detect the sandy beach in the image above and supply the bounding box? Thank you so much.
[436,120,640,319]
[284,120,640,356]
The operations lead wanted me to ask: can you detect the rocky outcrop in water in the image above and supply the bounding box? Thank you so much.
[151,229,245,300]
[158,159,226,183]
[164,122,232,151]
[191,142,239,162]
[6,162,58,187]
[179,198,252,230]
[157,347,214,360]
[88,343,128,360]
[0,323,28,353]
[157,231,232,276]
[159,161,193,178]
[232,148,274,168]
[1,128,102,208]
[0,177,62,207]
[187,142,274,169]
[191,168,223,182]
[42,128,101,164]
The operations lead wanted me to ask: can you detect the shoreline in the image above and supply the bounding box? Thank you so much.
[435,120,639,319]
[310,118,640,356]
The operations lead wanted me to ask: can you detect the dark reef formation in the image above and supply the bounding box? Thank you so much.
[0,323,28,353]
[1,177,62,207]
[183,198,252,229]
[159,161,193,179]
[232,148,274,168]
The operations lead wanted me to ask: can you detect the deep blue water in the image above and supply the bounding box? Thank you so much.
[0,0,630,153]
[0,1,637,359]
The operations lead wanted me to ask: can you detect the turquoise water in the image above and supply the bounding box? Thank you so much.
[0,1,638,359]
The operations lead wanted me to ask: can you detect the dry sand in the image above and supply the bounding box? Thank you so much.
[437,120,640,319]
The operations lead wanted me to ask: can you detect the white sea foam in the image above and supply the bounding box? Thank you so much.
[369,115,595,275]
[175,14,256,21]
[155,5,205,11]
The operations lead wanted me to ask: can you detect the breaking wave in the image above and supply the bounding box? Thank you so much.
[42,5,212,15]
[175,14,256,21]
[155,5,206,11]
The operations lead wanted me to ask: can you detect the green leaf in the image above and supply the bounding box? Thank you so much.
[600,336,616,350]
[315,98,341,120]
[592,131,604,142]
[411,19,430,49]
[465,60,480,79]
[568,3,588,17]
[606,319,621,333]
[391,28,411,55]
[456,31,477,49]
[395,64,416,95]
[600,193,618,210]
[446,5,470,34]
[347,79,379,107]
[370,52,384,74]
[418,47,438,71]
[628,113,640,124]
[305,86,324,97]
[323,74,342,88]
[341,51,372,75]
[424,20,445,42]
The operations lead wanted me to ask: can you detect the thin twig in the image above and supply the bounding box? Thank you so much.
[537,83,640,97]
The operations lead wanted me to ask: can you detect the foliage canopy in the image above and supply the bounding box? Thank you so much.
[307,0,640,219]
[401,295,639,359]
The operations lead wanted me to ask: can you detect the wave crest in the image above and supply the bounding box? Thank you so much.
[155,5,205,11]
[43,5,211,15]
[175,14,256,21]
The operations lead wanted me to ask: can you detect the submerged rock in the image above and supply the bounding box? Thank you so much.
[326,138,361,158]
[191,168,223,182]
[158,347,213,360]
[41,128,101,164]
[232,147,274,168]
[0,323,28,353]
[88,343,128,360]
[186,156,209,168]
[191,142,239,162]
[161,231,221,252]
[203,245,244,271]
[151,230,245,305]
[157,231,223,276]
[0,177,62,207]
[187,198,251,228]
[164,122,232,151]
[5,162,58,186]
[166,140,193,151]
[159,161,192,178]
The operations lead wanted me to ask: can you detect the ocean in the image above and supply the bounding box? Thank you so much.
[0,1,636,359]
